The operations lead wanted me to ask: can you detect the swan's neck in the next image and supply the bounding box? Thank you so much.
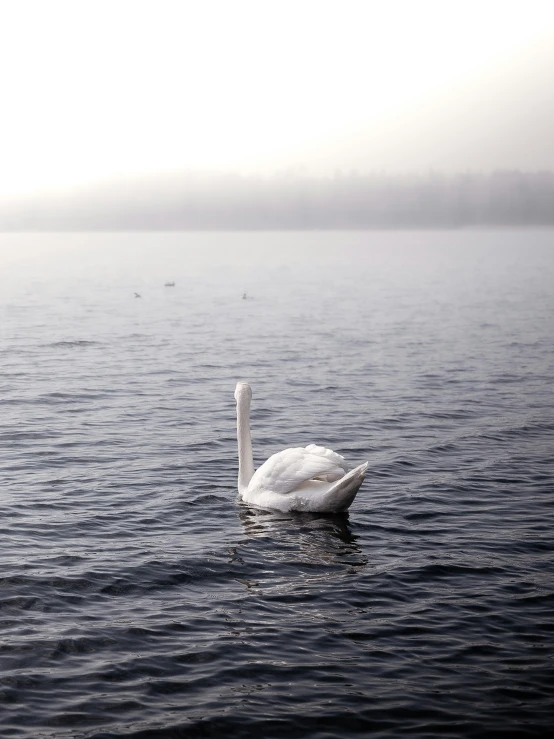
[236,395,255,494]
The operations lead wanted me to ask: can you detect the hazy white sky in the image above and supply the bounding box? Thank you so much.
[1,0,553,196]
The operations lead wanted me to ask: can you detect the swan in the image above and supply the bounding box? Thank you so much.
[235,381,368,513]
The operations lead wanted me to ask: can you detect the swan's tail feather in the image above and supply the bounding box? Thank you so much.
[318,462,368,512]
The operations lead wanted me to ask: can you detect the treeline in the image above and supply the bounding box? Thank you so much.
[2,170,554,230]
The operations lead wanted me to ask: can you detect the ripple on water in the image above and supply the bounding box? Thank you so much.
[1,231,554,738]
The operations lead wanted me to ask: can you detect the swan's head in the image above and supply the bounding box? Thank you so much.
[235,381,252,404]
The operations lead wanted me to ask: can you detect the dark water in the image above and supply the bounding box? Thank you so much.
[1,230,553,738]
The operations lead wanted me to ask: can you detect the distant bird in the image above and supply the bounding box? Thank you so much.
[164,281,175,287]
[234,382,368,513]
[242,292,247,299]
[134,292,141,298]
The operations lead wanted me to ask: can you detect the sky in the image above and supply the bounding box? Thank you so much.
[1,0,554,197]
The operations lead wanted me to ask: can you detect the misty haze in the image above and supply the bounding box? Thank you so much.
[2,169,554,230]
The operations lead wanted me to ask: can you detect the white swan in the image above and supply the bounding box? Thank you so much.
[235,381,368,513]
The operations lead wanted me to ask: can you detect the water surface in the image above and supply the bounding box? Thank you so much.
[1,230,553,738]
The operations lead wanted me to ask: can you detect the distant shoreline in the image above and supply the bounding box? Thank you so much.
[2,170,553,231]
[2,225,554,234]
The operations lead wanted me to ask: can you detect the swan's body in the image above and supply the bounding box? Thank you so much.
[235,382,368,513]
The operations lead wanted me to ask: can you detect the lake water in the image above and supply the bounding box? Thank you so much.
[1,230,553,738]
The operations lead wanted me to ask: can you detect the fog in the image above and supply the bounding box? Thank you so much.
[1,0,553,220]
[1,170,553,230]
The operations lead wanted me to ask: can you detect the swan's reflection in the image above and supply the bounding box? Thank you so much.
[221,509,369,639]
[239,505,354,542]
[235,505,367,571]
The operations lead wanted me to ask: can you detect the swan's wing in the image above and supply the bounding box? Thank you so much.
[249,445,348,495]
[303,444,348,480]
